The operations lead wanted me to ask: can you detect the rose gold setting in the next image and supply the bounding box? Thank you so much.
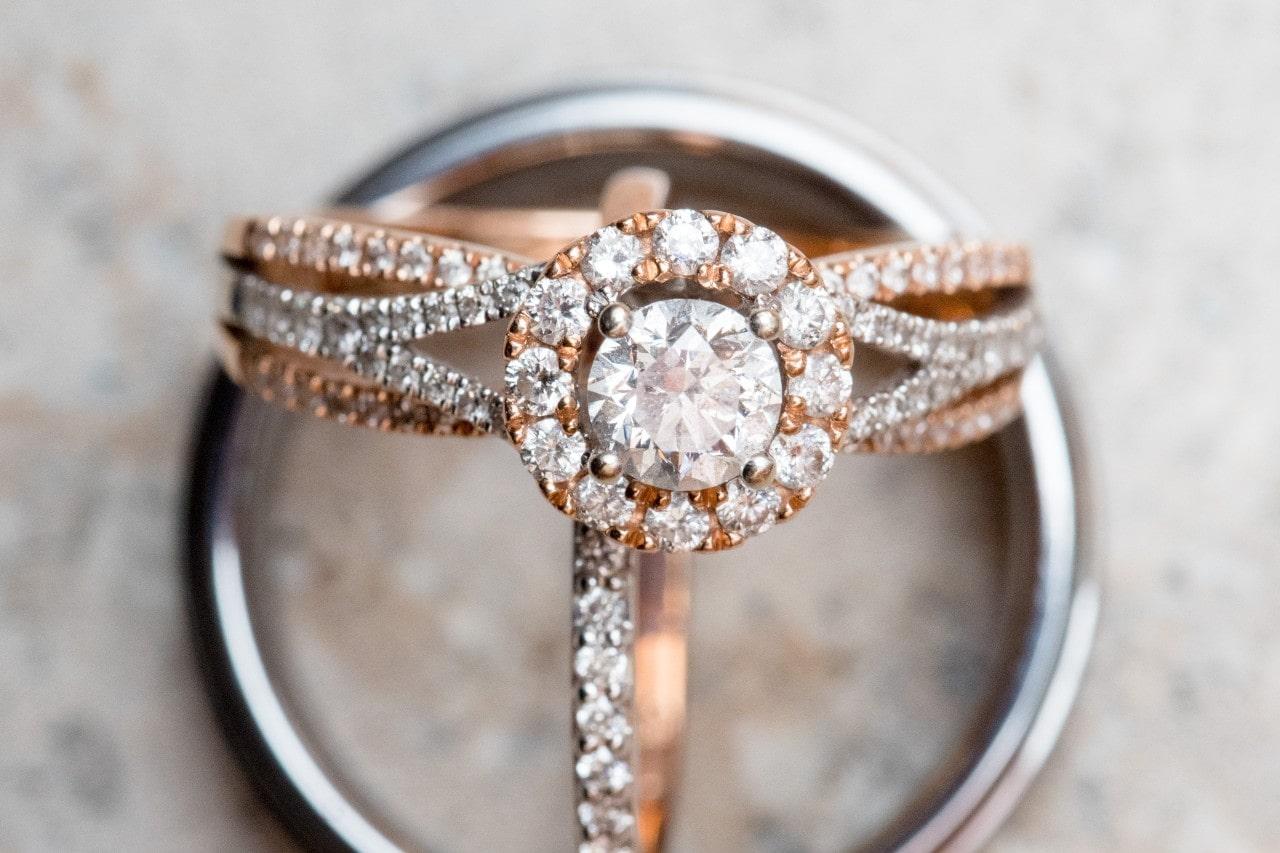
[215,151,1043,853]
[224,214,529,293]
[500,210,853,554]
[217,206,1038,555]
[222,329,494,437]
[847,371,1025,454]
[815,240,1031,303]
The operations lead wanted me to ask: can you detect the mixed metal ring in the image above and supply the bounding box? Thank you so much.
[215,195,1040,851]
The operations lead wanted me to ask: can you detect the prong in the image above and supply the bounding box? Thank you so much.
[555,395,580,432]
[598,302,632,339]
[632,258,663,284]
[589,452,623,482]
[741,455,775,487]
[749,308,781,341]
[504,337,527,359]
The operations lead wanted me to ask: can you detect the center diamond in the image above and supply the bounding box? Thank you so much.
[587,298,783,491]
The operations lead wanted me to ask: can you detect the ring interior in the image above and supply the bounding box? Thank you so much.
[189,90,1084,852]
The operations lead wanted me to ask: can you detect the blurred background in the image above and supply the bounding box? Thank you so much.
[2,1,1277,851]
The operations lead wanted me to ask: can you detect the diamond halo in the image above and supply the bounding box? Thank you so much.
[503,210,853,553]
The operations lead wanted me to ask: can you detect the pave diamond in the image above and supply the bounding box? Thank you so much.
[575,694,632,749]
[476,255,507,282]
[912,249,940,289]
[790,351,853,416]
[645,493,711,552]
[582,226,643,296]
[520,418,586,481]
[330,225,360,270]
[653,209,718,275]
[397,239,432,282]
[575,643,629,694]
[722,226,788,296]
[575,477,636,530]
[847,259,880,299]
[525,276,591,344]
[716,480,782,537]
[587,299,783,491]
[505,347,573,417]
[770,424,834,489]
[363,232,396,277]
[881,253,910,294]
[437,248,472,286]
[778,281,837,349]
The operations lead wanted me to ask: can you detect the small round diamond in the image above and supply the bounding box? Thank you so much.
[505,347,573,417]
[575,694,632,748]
[912,249,940,289]
[716,480,782,537]
[301,227,328,268]
[789,351,853,416]
[475,255,508,282]
[653,209,718,275]
[574,643,628,693]
[881,253,910,295]
[575,476,636,530]
[575,746,631,797]
[645,493,710,552]
[574,585,631,643]
[437,248,473,286]
[582,226,643,295]
[520,418,586,481]
[525,275,591,344]
[321,311,362,360]
[363,233,396,277]
[938,248,964,290]
[329,225,361,270]
[722,226,788,296]
[846,259,880,299]
[777,281,836,349]
[820,267,843,294]
[770,425,834,489]
[397,240,432,282]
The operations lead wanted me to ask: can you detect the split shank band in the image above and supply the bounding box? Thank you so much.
[214,172,1040,853]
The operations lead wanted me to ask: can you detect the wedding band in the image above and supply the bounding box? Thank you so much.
[191,85,1089,853]
[219,210,1038,553]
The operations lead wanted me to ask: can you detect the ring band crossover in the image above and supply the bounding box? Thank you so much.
[213,172,1040,852]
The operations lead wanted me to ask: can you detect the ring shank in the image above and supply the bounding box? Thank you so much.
[185,85,1092,852]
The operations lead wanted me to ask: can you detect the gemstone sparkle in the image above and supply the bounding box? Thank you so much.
[587,299,783,491]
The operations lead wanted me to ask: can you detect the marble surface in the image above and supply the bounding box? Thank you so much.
[2,0,1278,850]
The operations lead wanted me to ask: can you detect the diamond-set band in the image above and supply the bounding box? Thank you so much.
[815,240,1031,304]
[846,371,1026,454]
[224,214,524,289]
[216,204,1040,851]
[222,241,1039,458]
[573,528,638,853]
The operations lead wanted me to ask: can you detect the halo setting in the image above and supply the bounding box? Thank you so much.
[504,210,853,552]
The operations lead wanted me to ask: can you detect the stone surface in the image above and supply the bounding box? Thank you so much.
[790,351,853,417]
[587,299,783,491]
[2,1,1278,850]
[519,418,586,481]
[722,227,789,296]
[504,346,572,417]
[524,275,591,345]
[581,226,643,296]
[653,209,719,275]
